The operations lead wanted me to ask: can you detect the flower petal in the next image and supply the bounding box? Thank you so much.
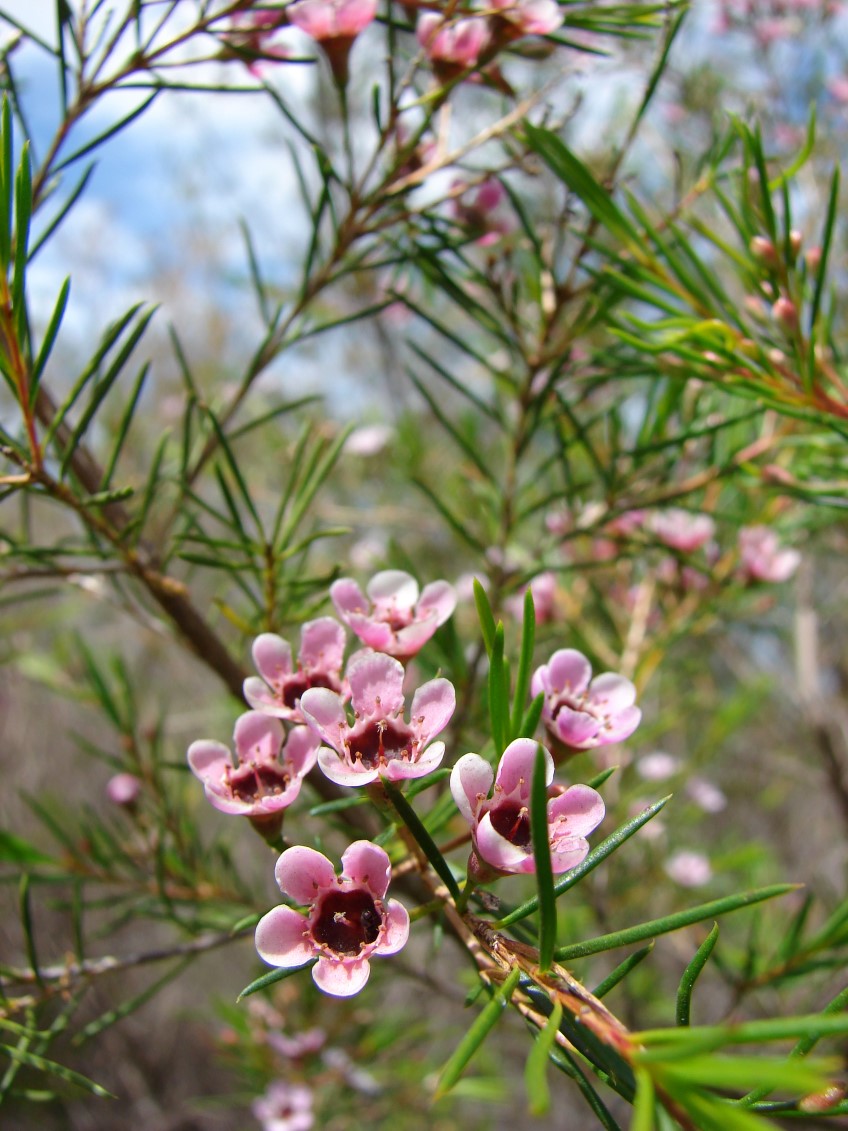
[376,899,410,955]
[330,577,368,617]
[255,905,314,967]
[299,687,347,747]
[283,726,321,776]
[312,956,371,997]
[233,711,284,763]
[587,672,637,713]
[298,617,346,672]
[548,784,605,838]
[602,705,642,743]
[409,677,456,741]
[340,840,392,898]
[243,675,289,716]
[366,569,419,611]
[550,836,591,874]
[450,753,493,824]
[494,738,552,795]
[545,649,592,696]
[317,745,376,787]
[476,811,531,873]
[382,740,445,781]
[552,705,601,749]
[416,580,457,626]
[275,846,337,903]
[251,632,293,685]
[347,651,405,716]
[187,740,232,785]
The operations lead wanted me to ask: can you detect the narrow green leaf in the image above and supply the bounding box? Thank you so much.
[637,1011,848,1049]
[0,830,54,867]
[73,958,191,1044]
[0,1044,113,1098]
[809,166,839,334]
[488,623,509,755]
[12,141,32,343]
[676,923,719,1026]
[382,780,461,902]
[237,961,315,1002]
[494,796,670,928]
[592,943,654,999]
[100,361,150,489]
[586,766,618,790]
[31,277,70,391]
[555,885,797,962]
[29,163,96,260]
[473,578,497,656]
[18,874,42,989]
[53,91,159,173]
[633,1067,656,1131]
[532,745,556,972]
[435,966,522,1099]
[525,1000,562,1116]
[510,587,535,741]
[519,692,545,740]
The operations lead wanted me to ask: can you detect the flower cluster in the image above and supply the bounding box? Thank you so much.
[187,570,642,998]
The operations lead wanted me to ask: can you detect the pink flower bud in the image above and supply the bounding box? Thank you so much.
[749,235,777,266]
[772,296,798,331]
[106,772,142,808]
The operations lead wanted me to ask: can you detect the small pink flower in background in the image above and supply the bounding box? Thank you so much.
[344,423,393,456]
[223,9,291,75]
[649,508,715,553]
[252,1080,315,1131]
[331,569,456,659]
[416,12,491,71]
[737,526,801,583]
[489,0,563,37]
[187,713,319,824]
[106,772,142,808]
[451,738,605,875]
[299,650,455,786]
[255,841,410,997]
[451,178,513,246]
[531,649,641,754]
[665,850,712,888]
[266,1027,327,1059]
[636,752,681,782]
[686,776,727,814]
[244,620,346,722]
[504,571,557,623]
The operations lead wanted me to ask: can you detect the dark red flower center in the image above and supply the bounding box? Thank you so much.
[490,800,532,847]
[312,889,382,955]
[282,671,339,709]
[229,762,290,803]
[347,720,414,770]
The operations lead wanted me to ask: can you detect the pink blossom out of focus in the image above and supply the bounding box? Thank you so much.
[106,772,142,807]
[286,0,377,41]
[299,650,455,786]
[488,0,563,37]
[636,752,681,782]
[451,739,605,875]
[649,508,715,553]
[331,569,456,659]
[187,712,319,818]
[504,571,557,623]
[665,850,712,888]
[243,619,347,723]
[531,649,641,753]
[686,776,727,814]
[737,525,801,583]
[252,1080,315,1131]
[224,10,291,75]
[451,178,513,246]
[416,12,491,69]
[254,841,410,997]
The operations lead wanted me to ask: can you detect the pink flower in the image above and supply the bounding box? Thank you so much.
[686,776,727,814]
[243,620,347,722]
[187,712,319,817]
[636,752,681,782]
[489,0,563,37]
[531,649,641,753]
[451,739,605,875]
[504,571,557,623]
[299,651,455,786]
[105,772,142,808]
[287,0,377,41]
[738,526,801,583]
[330,570,456,659]
[451,178,513,245]
[649,509,715,553]
[252,1080,315,1131]
[416,12,491,69]
[255,841,410,997]
[665,850,712,888]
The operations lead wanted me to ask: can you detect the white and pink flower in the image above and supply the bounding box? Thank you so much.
[187,712,319,818]
[451,739,605,876]
[244,619,347,723]
[255,841,410,997]
[649,508,715,553]
[416,12,491,70]
[286,0,377,41]
[330,570,456,659]
[252,1080,315,1131]
[489,0,563,38]
[532,649,641,753]
[299,651,455,786]
[737,525,801,583]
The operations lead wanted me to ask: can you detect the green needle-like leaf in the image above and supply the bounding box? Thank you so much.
[555,885,797,961]
[524,1000,562,1116]
[382,780,461,902]
[434,966,522,1100]
[531,744,556,972]
[237,962,315,1002]
[510,587,535,741]
[676,923,719,1027]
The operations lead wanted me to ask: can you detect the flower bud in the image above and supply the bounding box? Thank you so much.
[805,245,822,272]
[772,296,798,330]
[789,228,803,258]
[749,235,777,266]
